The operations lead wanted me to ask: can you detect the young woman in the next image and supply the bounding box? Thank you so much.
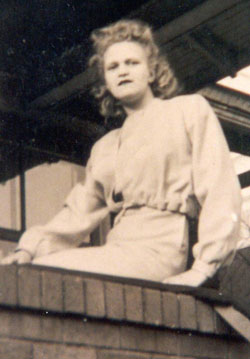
[1,20,241,286]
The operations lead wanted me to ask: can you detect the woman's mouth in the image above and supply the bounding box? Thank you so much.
[118,79,132,86]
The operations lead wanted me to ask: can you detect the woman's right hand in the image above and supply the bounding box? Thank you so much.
[0,250,32,265]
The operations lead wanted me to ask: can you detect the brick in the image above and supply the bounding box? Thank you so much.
[105,282,124,320]
[41,270,63,312]
[155,328,178,355]
[40,313,63,342]
[63,316,88,344]
[0,308,61,344]
[84,278,105,318]
[97,350,151,359]
[196,300,215,333]
[124,285,143,322]
[63,317,120,348]
[0,264,17,305]
[153,356,192,359]
[179,332,228,359]
[228,339,250,359]
[162,292,179,329]
[18,266,41,309]
[63,274,85,314]
[0,338,32,359]
[120,324,156,351]
[178,294,197,331]
[9,311,42,340]
[0,308,11,336]
[143,288,162,326]
[34,342,97,359]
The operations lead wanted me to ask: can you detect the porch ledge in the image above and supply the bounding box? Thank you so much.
[1,264,250,358]
[0,263,231,335]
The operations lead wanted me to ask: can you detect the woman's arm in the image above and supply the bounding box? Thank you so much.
[164,95,242,286]
[1,155,109,264]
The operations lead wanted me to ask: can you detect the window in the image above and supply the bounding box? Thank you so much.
[0,147,86,243]
[0,176,22,231]
[0,146,110,247]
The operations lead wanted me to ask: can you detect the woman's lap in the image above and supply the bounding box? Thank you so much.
[33,208,189,281]
[32,242,176,281]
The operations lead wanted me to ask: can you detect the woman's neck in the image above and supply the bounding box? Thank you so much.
[122,88,155,116]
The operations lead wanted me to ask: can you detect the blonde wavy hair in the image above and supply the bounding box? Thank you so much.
[89,19,179,120]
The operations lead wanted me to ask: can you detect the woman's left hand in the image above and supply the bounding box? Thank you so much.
[162,269,208,287]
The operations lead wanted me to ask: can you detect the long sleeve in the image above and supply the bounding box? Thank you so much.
[16,155,110,259]
[187,95,242,278]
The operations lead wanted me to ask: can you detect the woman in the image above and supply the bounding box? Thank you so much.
[1,20,241,286]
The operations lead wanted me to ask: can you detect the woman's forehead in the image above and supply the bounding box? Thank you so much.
[103,41,147,63]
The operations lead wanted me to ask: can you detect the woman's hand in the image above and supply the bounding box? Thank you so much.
[162,269,208,287]
[0,250,32,265]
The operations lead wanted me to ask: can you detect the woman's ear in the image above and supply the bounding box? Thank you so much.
[149,69,155,84]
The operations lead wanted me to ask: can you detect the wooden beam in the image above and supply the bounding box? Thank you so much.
[29,68,96,109]
[154,0,243,45]
[184,32,236,77]
[215,305,250,342]
[199,85,250,133]
[200,85,250,115]
[29,0,242,110]
[214,106,250,133]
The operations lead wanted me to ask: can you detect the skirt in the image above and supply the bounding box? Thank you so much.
[33,207,189,281]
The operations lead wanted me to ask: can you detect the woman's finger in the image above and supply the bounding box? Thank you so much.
[0,251,31,265]
[0,253,17,265]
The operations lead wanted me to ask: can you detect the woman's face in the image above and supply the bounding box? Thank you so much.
[103,41,154,107]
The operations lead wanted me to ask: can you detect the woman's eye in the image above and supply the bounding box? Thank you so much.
[127,60,139,65]
[107,64,117,71]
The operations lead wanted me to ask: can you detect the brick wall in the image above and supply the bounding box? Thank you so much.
[0,264,249,359]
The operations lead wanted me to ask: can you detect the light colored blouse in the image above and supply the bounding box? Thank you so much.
[17,94,242,278]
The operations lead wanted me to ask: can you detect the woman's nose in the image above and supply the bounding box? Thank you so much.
[118,64,129,77]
